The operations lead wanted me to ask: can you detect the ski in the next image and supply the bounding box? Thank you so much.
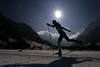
[63,44,91,55]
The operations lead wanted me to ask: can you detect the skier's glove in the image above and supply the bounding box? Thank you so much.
[68,30,71,32]
[47,23,50,26]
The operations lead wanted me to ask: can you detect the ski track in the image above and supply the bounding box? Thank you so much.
[0,50,100,67]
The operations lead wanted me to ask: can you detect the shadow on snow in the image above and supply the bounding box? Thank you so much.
[1,57,92,67]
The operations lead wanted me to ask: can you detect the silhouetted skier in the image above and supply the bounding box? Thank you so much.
[47,20,82,57]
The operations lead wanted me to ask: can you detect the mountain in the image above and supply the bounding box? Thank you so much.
[0,12,52,49]
[76,18,100,46]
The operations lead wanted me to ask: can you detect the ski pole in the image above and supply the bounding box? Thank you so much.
[47,26,54,55]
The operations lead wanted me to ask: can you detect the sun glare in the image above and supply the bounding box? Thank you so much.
[55,11,61,19]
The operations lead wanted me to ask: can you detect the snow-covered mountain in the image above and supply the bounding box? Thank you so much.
[0,12,52,49]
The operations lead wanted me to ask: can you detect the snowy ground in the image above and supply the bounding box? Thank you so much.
[0,50,100,67]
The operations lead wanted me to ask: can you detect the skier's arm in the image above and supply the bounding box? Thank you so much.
[62,27,71,32]
[47,23,55,27]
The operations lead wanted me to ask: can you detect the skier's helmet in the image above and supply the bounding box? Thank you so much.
[52,20,56,24]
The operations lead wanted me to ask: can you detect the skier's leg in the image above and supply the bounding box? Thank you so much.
[64,34,82,44]
[58,35,63,51]
[56,35,63,55]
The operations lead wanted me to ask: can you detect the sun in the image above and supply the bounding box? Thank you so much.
[55,10,62,19]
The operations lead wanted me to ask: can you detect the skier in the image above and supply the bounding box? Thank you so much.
[47,20,82,57]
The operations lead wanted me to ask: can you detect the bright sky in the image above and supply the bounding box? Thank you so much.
[0,0,100,36]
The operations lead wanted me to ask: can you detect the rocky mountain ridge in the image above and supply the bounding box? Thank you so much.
[76,18,100,46]
[0,12,52,49]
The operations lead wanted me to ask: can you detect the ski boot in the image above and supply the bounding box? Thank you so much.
[55,50,62,57]
[78,41,83,47]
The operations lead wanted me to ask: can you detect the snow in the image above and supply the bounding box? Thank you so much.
[0,50,100,67]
